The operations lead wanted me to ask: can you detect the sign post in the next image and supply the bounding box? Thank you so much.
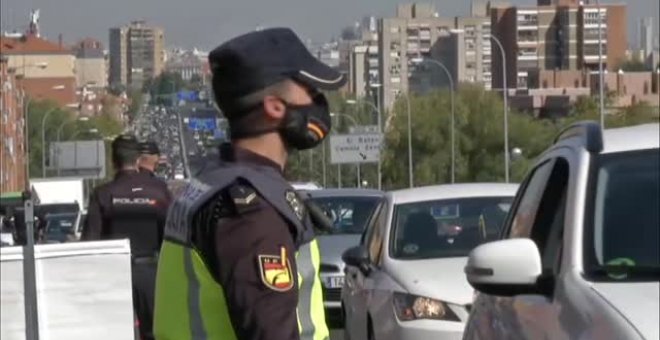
[22,192,40,340]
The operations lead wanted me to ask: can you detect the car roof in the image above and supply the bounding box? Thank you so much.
[303,188,385,198]
[602,123,659,154]
[388,183,519,205]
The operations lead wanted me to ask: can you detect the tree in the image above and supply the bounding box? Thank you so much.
[27,100,75,178]
[381,84,561,190]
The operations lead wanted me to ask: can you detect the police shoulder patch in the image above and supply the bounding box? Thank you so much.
[257,246,294,292]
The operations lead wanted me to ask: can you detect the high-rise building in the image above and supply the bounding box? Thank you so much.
[639,17,654,58]
[491,2,627,90]
[348,16,380,100]
[376,2,494,110]
[109,21,164,90]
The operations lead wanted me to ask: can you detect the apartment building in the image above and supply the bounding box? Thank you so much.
[376,3,494,110]
[0,55,26,193]
[109,21,165,90]
[491,1,627,90]
[74,38,107,89]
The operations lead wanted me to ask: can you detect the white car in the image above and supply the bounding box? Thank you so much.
[341,183,518,340]
[464,122,659,340]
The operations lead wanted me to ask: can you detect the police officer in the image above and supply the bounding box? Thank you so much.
[82,134,172,340]
[138,140,162,176]
[154,27,345,340]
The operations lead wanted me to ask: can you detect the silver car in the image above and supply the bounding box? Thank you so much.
[341,184,517,340]
[464,122,660,340]
[304,189,385,327]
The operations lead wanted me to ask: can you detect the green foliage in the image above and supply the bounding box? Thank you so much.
[27,99,125,180]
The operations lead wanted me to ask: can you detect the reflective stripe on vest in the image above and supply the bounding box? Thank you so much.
[154,241,237,340]
[297,239,330,340]
[155,240,328,340]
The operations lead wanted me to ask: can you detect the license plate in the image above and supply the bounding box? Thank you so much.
[323,276,345,288]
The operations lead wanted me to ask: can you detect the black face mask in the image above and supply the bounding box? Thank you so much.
[279,92,332,150]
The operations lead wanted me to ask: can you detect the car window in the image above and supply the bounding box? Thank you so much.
[390,197,513,259]
[310,196,380,235]
[360,201,383,246]
[366,204,388,265]
[529,158,569,274]
[504,160,556,239]
[586,149,659,281]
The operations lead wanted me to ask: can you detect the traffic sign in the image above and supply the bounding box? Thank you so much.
[348,125,379,134]
[330,133,383,164]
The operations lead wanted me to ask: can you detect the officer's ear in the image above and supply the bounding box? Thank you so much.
[263,95,286,121]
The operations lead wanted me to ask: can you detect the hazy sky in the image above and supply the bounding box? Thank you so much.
[1,0,658,51]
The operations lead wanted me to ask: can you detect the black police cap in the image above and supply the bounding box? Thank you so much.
[111,134,140,152]
[139,141,160,155]
[209,27,347,118]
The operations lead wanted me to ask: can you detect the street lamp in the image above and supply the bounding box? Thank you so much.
[40,107,60,178]
[596,0,605,129]
[489,34,511,183]
[411,57,456,183]
[346,97,383,189]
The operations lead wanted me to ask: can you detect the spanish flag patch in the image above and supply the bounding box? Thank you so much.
[258,247,294,292]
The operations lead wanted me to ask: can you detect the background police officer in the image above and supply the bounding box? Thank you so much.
[82,134,171,340]
[138,140,161,176]
[154,28,345,340]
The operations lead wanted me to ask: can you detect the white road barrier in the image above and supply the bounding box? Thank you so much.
[1,240,134,340]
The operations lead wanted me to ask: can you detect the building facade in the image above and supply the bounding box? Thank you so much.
[109,21,165,90]
[0,34,77,108]
[491,2,627,90]
[165,49,210,83]
[74,38,107,89]
[0,55,27,193]
[376,3,494,110]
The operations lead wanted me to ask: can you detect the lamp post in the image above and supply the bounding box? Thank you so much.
[395,92,413,188]
[411,57,456,183]
[346,92,382,189]
[596,0,605,129]
[490,34,510,183]
[40,107,59,178]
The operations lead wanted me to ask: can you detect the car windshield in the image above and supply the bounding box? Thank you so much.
[45,213,78,242]
[310,196,380,235]
[586,149,659,281]
[391,197,513,259]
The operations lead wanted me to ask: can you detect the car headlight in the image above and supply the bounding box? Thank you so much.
[392,292,460,322]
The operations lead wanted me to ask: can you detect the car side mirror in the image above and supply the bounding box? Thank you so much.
[342,245,371,275]
[464,238,544,297]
